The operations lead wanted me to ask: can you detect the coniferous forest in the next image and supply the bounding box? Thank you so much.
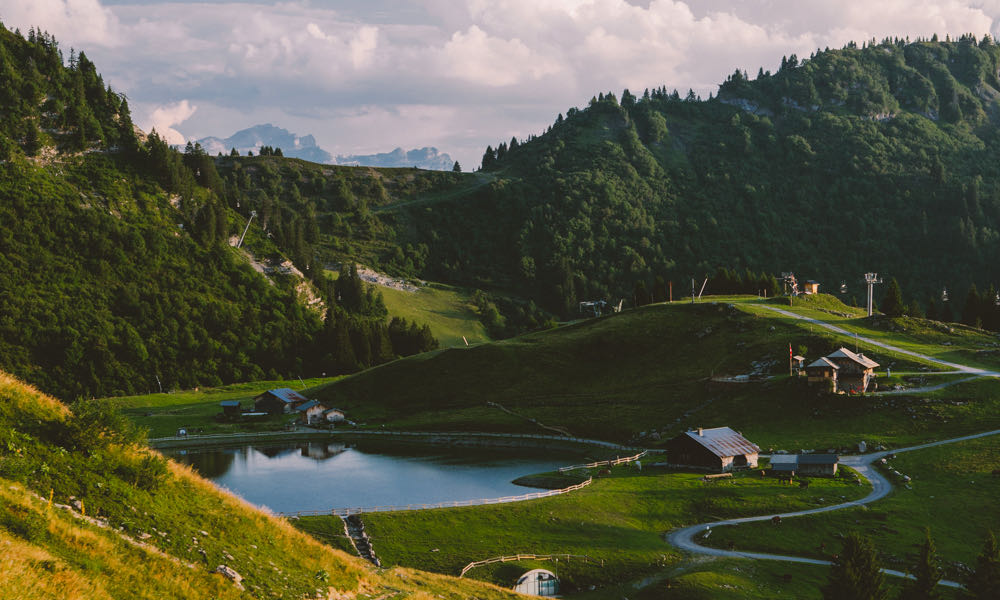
[9,24,1000,397]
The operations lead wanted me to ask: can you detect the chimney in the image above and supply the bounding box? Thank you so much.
[697,427,703,436]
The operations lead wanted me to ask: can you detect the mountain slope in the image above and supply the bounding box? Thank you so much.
[331,36,1000,317]
[0,370,525,599]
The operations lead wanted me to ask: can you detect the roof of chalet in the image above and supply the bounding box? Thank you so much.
[792,355,807,361]
[219,400,241,407]
[682,427,759,458]
[295,400,323,412]
[798,454,839,465]
[261,388,310,405]
[827,347,880,369]
[323,407,344,414]
[807,357,839,369]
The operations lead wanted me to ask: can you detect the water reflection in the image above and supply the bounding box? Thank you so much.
[166,440,576,514]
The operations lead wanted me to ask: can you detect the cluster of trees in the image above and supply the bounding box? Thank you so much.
[820,529,999,600]
[877,278,1000,333]
[365,37,1000,318]
[0,24,445,399]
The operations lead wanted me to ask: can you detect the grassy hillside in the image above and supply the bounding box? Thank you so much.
[378,283,490,348]
[0,370,531,599]
[310,296,1000,448]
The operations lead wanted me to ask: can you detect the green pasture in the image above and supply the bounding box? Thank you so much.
[379,283,490,348]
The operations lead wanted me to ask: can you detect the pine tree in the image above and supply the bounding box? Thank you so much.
[897,528,940,600]
[822,532,887,600]
[966,531,1000,599]
[881,278,905,317]
[962,284,981,327]
[452,160,461,172]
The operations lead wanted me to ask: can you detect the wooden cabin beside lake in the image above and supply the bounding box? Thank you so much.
[254,388,311,415]
[666,427,760,472]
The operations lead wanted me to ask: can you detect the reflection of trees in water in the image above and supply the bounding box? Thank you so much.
[256,445,298,458]
[180,450,236,478]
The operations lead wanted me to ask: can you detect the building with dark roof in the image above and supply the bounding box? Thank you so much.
[219,400,242,417]
[253,388,311,415]
[806,348,879,393]
[769,453,839,476]
[666,427,759,472]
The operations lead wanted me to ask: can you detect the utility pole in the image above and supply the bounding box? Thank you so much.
[237,210,257,248]
[864,272,882,317]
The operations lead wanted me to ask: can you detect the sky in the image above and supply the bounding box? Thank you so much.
[2,1,1000,169]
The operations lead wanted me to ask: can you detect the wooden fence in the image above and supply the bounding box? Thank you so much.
[281,477,593,518]
[558,450,648,472]
[459,553,603,578]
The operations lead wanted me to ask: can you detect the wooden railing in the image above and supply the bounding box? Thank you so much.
[459,553,603,577]
[282,477,592,517]
[558,450,647,472]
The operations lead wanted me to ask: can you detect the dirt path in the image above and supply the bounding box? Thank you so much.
[665,428,1000,588]
[758,305,999,375]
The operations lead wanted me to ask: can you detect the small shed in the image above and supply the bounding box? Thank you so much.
[323,408,346,423]
[802,280,820,295]
[792,355,807,373]
[295,400,327,425]
[797,454,839,476]
[219,400,241,417]
[770,454,798,474]
[513,569,559,597]
[666,427,759,472]
[254,388,310,415]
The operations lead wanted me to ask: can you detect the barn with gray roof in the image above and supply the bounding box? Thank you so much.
[666,427,760,472]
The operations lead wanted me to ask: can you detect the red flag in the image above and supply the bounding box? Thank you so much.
[789,343,793,358]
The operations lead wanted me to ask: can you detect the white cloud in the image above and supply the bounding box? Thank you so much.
[2,0,999,169]
[142,100,197,145]
[0,0,120,46]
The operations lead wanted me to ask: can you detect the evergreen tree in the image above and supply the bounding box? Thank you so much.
[452,160,461,172]
[962,284,982,327]
[897,528,940,600]
[881,278,905,317]
[821,532,887,600]
[966,531,1000,599]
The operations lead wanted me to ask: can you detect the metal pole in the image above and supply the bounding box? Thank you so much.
[237,210,257,248]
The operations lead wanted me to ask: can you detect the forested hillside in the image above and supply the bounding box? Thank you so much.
[0,24,436,399]
[293,34,1000,319]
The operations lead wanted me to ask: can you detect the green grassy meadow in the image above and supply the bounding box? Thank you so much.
[114,377,341,438]
[702,435,1000,580]
[307,296,1000,448]
[378,283,490,347]
[297,463,869,594]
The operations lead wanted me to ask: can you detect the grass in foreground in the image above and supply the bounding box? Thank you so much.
[702,435,1000,581]
[296,463,869,594]
[0,370,529,599]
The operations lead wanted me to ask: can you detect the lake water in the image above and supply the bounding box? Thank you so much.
[166,440,579,514]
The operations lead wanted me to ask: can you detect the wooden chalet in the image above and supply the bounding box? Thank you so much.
[666,427,759,472]
[806,348,879,393]
[253,388,310,415]
[294,400,327,425]
[802,280,820,295]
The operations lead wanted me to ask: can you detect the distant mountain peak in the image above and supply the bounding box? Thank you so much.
[196,124,456,170]
[195,124,332,163]
[334,146,455,170]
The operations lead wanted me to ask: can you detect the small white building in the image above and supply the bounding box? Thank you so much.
[295,400,327,425]
[323,408,346,423]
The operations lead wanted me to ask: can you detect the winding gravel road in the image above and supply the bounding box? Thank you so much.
[759,304,1000,375]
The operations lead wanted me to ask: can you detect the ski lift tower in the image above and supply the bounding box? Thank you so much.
[864,272,882,317]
